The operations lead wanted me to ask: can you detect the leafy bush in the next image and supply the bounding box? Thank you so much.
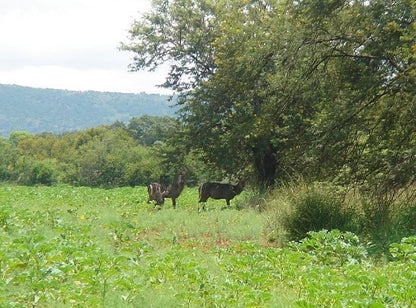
[290,230,368,266]
[263,180,362,244]
[123,152,164,187]
[15,158,56,186]
[31,161,56,185]
[60,127,165,188]
[284,182,358,241]
[0,166,12,182]
[3,123,185,188]
[389,236,416,263]
[127,115,178,146]
[360,202,416,256]
[0,138,18,181]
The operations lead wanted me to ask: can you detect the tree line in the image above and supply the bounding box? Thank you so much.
[0,116,204,188]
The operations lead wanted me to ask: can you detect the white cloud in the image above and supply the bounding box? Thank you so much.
[0,0,169,94]
[0,65,170,94]
[0,0,144,50]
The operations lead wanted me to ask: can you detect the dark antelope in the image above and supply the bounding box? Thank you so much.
[147,183,165,206]
[147,172,186,208]
[161,172,186,208]
[198,180,245,210]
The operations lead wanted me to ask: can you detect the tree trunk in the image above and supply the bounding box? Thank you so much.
[252,143,278,189]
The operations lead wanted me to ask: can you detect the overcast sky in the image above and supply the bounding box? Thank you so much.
[0,0,170,94]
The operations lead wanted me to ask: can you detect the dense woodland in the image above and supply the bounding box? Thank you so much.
[0,84,175,136]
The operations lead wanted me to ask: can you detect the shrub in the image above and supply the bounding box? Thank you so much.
[290,229,368,265]
[389,236,416,263]
[284,182,358,241]
[31,161,55,185]
[15,158,56,186]
[0,138,18,181]
[262,186,294,246]
[362,202,416,256]
[263,180,361,244]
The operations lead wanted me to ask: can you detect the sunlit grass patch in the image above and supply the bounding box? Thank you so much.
[131,206,263,249]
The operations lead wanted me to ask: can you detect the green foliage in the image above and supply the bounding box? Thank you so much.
[262,180,367,246]
[1,185,416,307]
[393,204,416,234]
[65,127,146,187]
[0,138,18,181]
[284,182,358,241]
[1,117,190,187]
[362,201,416,256]
[127,115,179,146]
[262,179,416,256]
[14,157,57,186]
[8,131,33,145]
[390,236,416,263]
[291,230,368,266]
[27,160,56,186]
[123,148,164,186]
[123,0,416,196]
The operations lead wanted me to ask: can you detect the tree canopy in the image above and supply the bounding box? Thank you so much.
[122,0,416,198]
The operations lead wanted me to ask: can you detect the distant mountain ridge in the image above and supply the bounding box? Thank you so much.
[0,84,176,137]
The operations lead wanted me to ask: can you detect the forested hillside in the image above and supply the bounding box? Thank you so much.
[0,84,176,136]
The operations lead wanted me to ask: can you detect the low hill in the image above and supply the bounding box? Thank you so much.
[0,84,176,136]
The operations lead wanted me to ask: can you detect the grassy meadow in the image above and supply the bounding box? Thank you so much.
[1,184,416,307]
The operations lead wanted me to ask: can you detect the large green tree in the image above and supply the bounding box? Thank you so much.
[122,0,285,186]
[122,0,416,194]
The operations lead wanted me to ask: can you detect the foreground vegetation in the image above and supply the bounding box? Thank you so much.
[1,184,416,307]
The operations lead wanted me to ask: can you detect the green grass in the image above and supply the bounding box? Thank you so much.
[1,184,416,307]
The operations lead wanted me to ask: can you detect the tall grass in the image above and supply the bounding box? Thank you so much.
[263,179,363,244]
[262,178,416,254]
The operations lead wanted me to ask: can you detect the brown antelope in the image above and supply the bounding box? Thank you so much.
[198,180,245,210]
[161,172,186,208]
[147,172,186,208]
[147,182,165,206]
